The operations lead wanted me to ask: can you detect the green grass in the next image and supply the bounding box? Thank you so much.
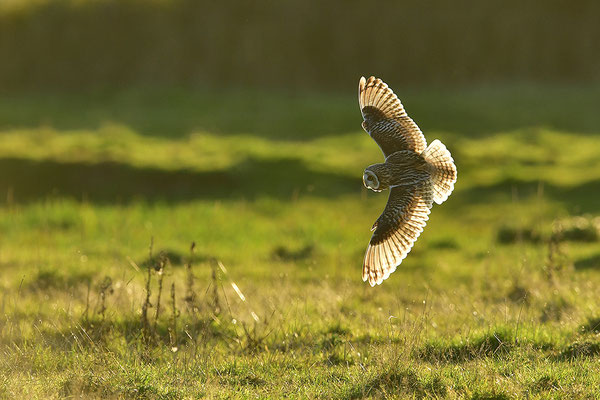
[1,84,600,398]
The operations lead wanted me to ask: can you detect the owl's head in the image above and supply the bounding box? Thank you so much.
[363,164,390,192]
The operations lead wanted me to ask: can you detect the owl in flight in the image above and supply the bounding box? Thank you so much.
[359,76,457,286]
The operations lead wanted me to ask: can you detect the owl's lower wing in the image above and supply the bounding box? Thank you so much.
[363,184,433,286]
[359,76,427,157]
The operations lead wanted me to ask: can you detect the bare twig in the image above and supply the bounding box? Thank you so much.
[154,254,167,331]
[83,280,91,322]
[211,259,221,316]
[169,282,178,352]
[97,276,113,321]
[141,237,154,342]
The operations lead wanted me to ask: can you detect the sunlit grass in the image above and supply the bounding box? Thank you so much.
[1,85,600,397]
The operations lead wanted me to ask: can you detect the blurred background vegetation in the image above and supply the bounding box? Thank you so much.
[1,0,599,92]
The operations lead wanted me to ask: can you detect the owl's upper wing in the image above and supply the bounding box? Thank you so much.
[359,76,427,157]
[363,183,433,286]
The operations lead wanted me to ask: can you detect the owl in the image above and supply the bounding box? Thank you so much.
[359,76,457,286]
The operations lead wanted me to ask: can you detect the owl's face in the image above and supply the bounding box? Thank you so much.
[363,165,390,192]
[363,170,381,191]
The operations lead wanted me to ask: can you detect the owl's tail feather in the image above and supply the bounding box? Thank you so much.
[422,139,457,205]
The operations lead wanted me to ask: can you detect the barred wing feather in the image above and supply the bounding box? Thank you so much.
[359,76,427,157]
[362,184,433,286]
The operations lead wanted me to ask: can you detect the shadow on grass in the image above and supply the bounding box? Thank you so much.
[415,330,513,363]
[471,393,512,400]
[0,89,359,140]
[217,363,266,388]
[555,341,600,361]
[26,268,93,292]
[529,375,561,395]
[574,254,600,270]
[11,314,236,354]
[271,244,315,262]
[580,317,600,334]
[3,85,600,140]
[345,369,447,400]
[0,156,359,204]
[3,155,599,210]
[455,177,600,213]
[137,249,212,268]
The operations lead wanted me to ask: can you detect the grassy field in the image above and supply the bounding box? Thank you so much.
[1,84,600,398]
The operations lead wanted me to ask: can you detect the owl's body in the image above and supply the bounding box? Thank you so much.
[366,151,430,190]
[359,76,457,286]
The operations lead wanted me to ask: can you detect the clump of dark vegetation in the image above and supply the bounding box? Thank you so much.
[556,341,600,360]
[346,369,447,399]
[529,374,561,394]
[320,323,351,351]
[574,253,600,270]
[138,248,207,268]
[271,244,314,262]
[507,281,530,304]
[41,216,78,231]
[552,216,600,242]
[27,269,92,291]
[325,322,351,336]
[415,329,513,363]
[471,392,512,400]
[427,238,459,249]
[217,363,266,388]
[540,296,572,323]
[317,323,359,366]
[239,321,275,354]
[579,317,600,334]
[497,215,599,246]
[496,226,541,244]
